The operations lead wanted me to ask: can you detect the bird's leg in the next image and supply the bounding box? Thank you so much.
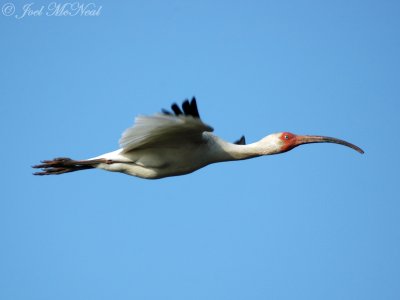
[33,157,75,169]
[32,157,110,176]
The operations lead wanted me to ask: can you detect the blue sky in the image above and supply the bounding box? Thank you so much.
[1,1,400,299]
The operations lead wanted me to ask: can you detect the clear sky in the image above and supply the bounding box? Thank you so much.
[1,1,400,299]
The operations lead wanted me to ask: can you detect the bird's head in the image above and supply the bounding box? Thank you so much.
[261,132,364,155]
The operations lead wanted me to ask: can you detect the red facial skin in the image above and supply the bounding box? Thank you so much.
[279,132,298,153]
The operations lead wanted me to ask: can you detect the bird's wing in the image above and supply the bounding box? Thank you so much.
[119,98,214,152]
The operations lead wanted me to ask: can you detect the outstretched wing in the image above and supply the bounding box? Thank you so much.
[119,98,214,152]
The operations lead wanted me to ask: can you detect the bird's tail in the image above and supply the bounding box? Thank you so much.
[32,157,105,175]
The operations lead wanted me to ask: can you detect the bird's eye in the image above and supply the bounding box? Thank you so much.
[284,135,289,140]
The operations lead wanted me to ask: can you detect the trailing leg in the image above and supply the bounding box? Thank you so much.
[32,157,108,176]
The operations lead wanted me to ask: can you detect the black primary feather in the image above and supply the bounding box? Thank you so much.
[189,97,200,118]
[161,109,172,115]
[182,99,191,116]
[171,103,183,115]
[162,97,201,119]
[234,135,246,145]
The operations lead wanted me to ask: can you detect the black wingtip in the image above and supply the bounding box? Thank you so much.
[161,108,172,115]
[161,97,201,119]
[234,135,246,145]
[189,97,200,118]
[171,103,183,115]
[182,99,191,116]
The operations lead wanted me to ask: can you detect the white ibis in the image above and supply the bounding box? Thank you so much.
[33,98,364,179]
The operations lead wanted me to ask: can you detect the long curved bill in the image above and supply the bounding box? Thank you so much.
[295,135,364,154]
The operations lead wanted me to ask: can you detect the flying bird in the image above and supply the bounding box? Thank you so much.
[33,98,364,179]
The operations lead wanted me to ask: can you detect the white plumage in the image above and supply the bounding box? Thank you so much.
[119,114,213,152]
[33,97,364,179]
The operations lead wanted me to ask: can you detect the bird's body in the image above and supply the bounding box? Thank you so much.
[33,98,364,179]
[90,133,225,179]
[89,133,280,179]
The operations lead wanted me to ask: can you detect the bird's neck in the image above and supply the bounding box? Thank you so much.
[209,135,280,162]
